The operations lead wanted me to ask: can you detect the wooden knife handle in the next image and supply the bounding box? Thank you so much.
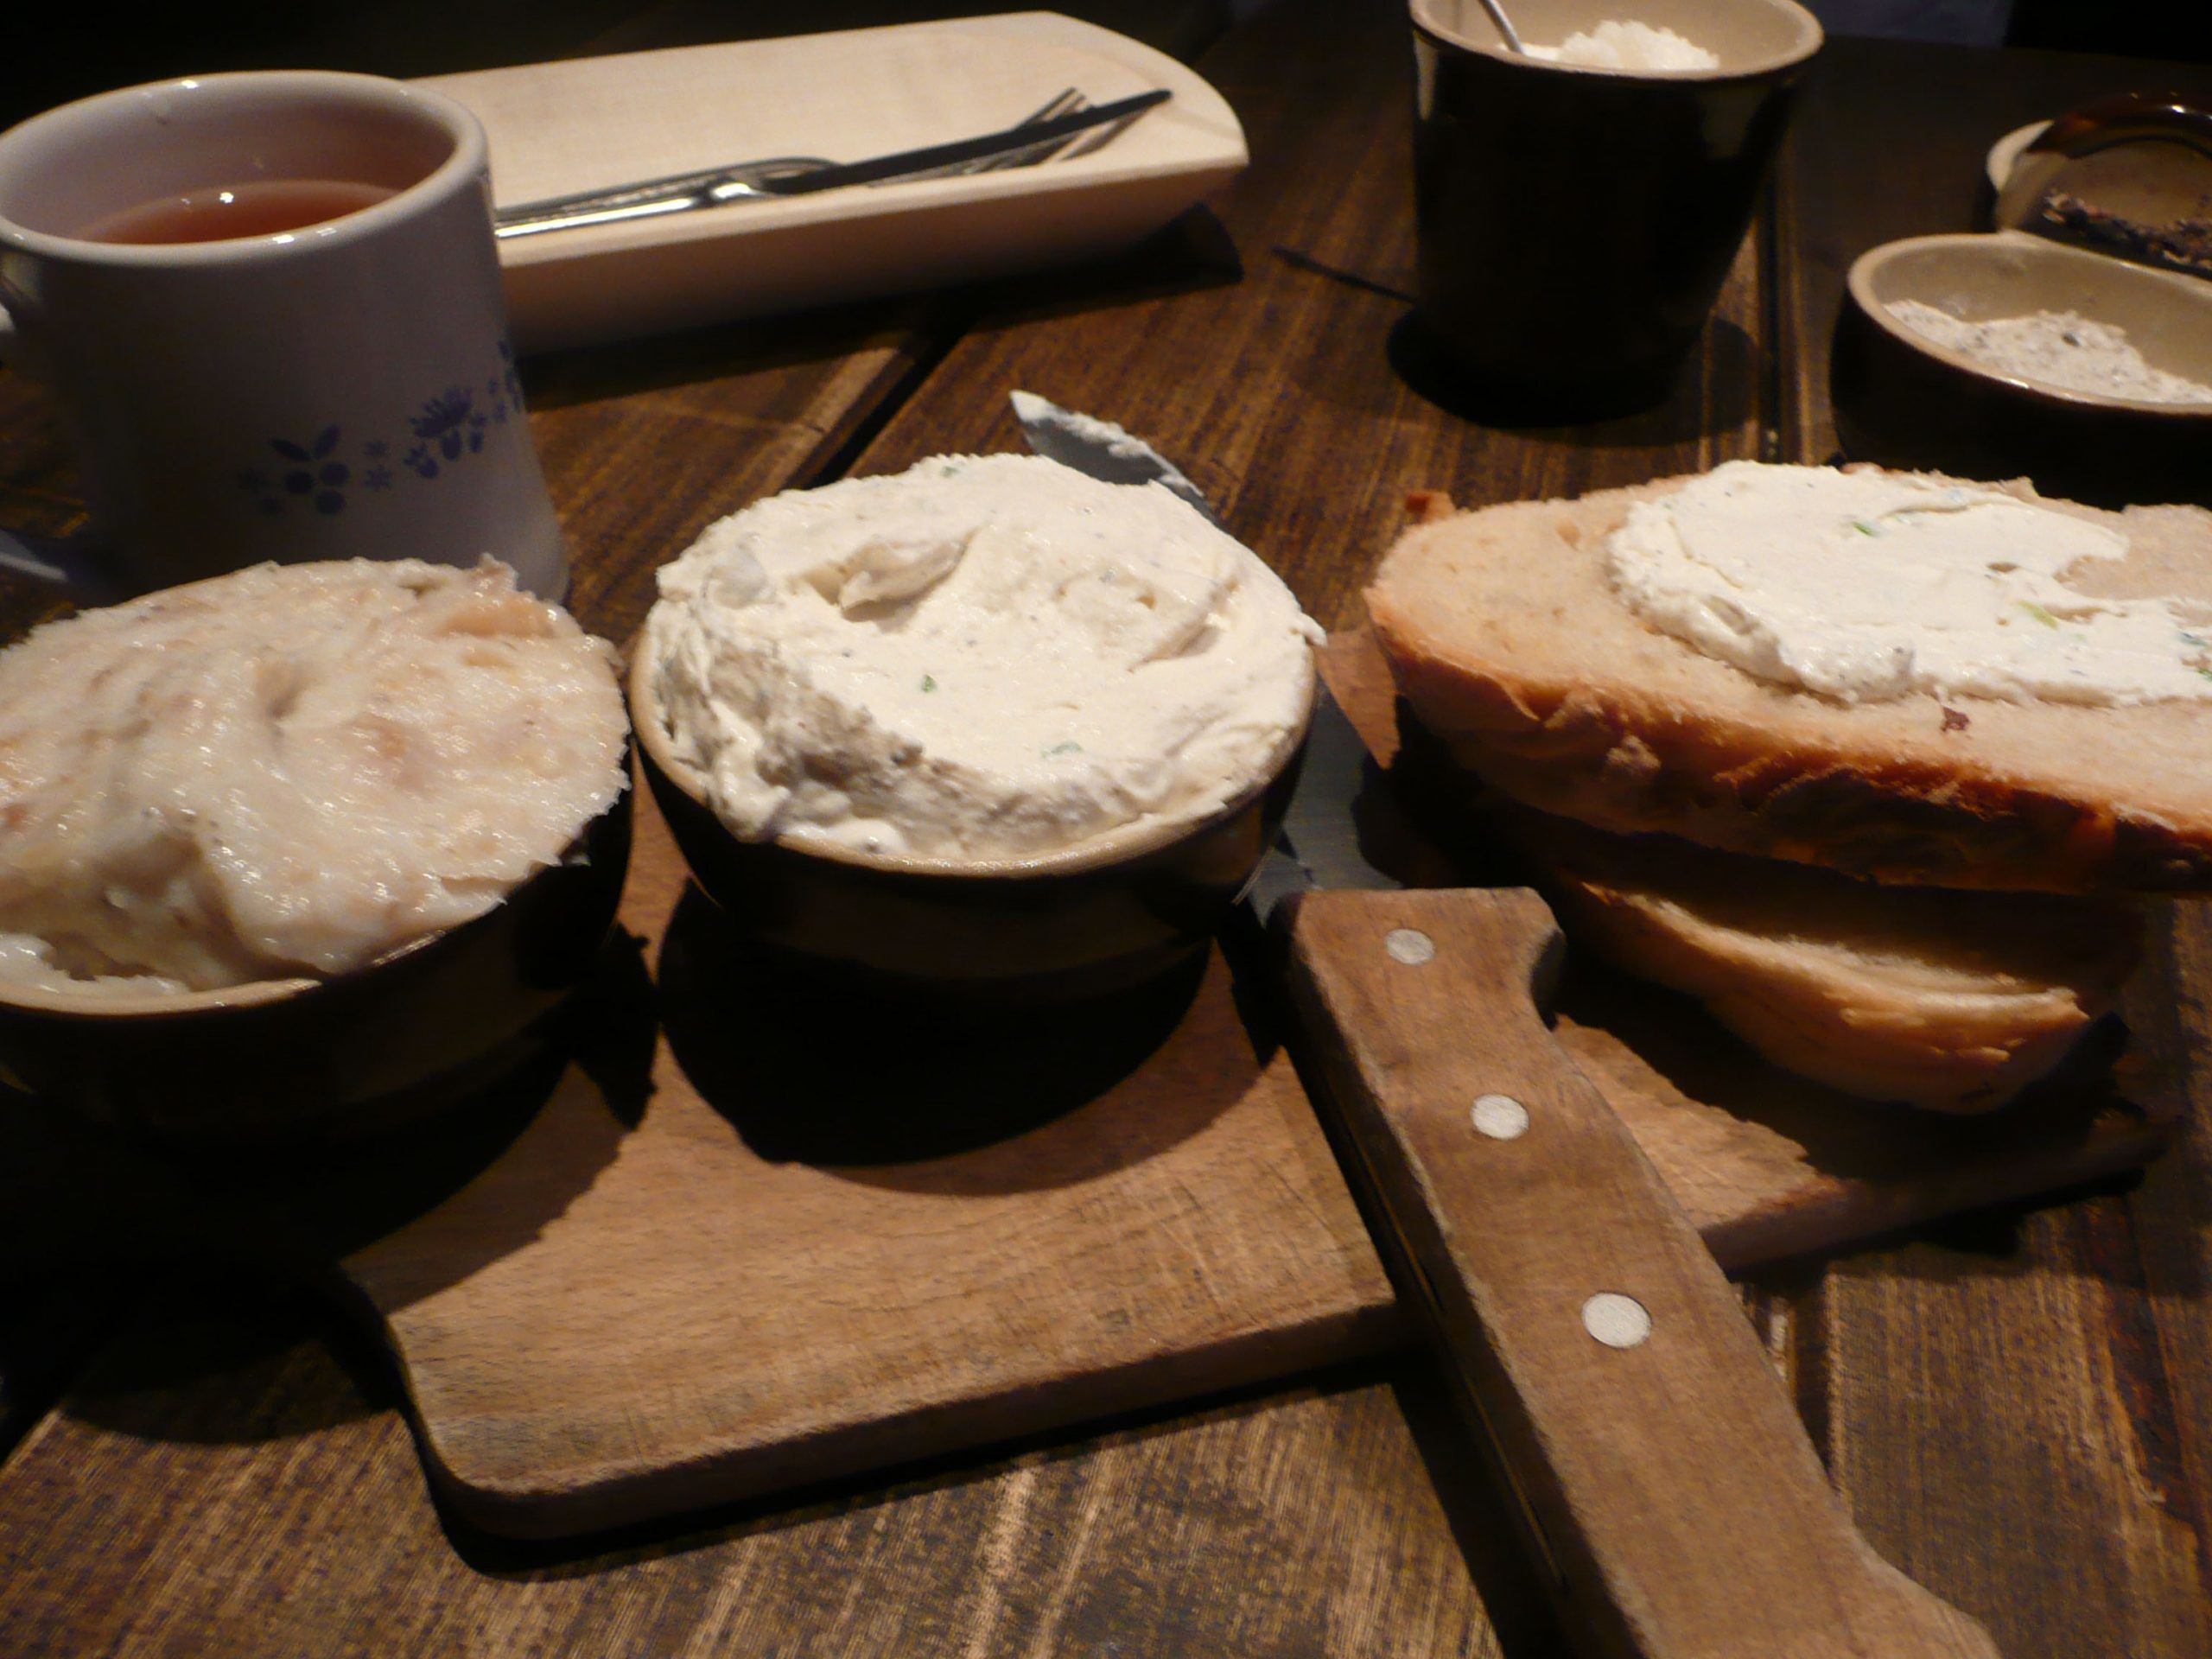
[1281,887,1999,1659]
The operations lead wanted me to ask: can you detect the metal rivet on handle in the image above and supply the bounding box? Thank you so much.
[1384,928,1435,965]
[1471,1093,1529,1140]
[1582,1294,1652,1350]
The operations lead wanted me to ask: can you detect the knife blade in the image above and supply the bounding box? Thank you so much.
[1007,391,1216,521]
[1013,392,1999,1659]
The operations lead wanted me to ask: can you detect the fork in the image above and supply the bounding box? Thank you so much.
[494,86,1102,240]
[894,88,1090,180]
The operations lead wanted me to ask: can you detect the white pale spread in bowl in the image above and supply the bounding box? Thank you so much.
[641,454,1323,861]
[0,559,627,995]
[1606,461,2212,704]
[1527,22,1719,71]
[1885,302,2212,406]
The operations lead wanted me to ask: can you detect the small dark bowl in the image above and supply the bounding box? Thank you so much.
[1408,0,1822,415]
[1834,231,2212,508]
[630,652,1313,1002]
[1990,92,2212,277]
[0,778,634,1140]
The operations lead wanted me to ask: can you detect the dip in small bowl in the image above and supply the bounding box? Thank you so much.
[631,454,1320,1000]
[1834,231,2212,507]
[0,559,632,1136]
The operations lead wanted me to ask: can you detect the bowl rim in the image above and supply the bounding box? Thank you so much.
[1408,0,1823,82]
[1986,119,2051,194]
[0,965,327,1019]
[627,639,1319,880]
[1847,229,2212,417]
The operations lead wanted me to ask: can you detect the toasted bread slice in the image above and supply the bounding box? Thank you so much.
[1497,804,2141,1110]
[1368,473,2212,892]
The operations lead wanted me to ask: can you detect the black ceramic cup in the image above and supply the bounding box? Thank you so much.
[1408,0,1822,416]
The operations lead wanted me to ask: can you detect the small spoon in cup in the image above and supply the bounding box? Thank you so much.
[1475,0,1530,54]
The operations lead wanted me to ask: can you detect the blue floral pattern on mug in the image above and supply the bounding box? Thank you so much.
[238,424,351,515]
[238,342,526,514]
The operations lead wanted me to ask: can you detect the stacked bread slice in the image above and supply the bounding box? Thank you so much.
[1366,470,2211,1110]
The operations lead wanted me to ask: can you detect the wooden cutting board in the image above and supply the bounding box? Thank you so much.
[3,630,2178,1541]
[333,791,1395,1539]
[335,625,2177,1538]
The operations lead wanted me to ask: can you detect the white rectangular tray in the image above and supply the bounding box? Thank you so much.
[422,12,1247,354]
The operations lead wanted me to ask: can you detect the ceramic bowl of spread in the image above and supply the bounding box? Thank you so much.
[0,788,633,1138]
[1987,92,2212,280]
[634,669,1306,1001]
[1833,231,2212,507]
[0,560,636,1138]
[628,454,1322,1001]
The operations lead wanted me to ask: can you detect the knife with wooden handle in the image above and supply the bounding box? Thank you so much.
[1269,694,1998,1659]
[1012,392,2000,1659]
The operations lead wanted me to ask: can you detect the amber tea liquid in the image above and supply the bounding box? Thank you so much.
[78,179,398,244]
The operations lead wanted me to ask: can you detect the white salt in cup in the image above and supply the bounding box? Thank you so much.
[0,71,566,597]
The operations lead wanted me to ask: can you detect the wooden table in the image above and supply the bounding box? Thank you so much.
[4,4,2212,1655]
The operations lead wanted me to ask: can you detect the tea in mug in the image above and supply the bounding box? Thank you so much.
[78,179,398,245]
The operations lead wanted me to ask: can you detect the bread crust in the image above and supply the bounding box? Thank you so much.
[1497,804,2140,1110]
[1368,473,2212,893]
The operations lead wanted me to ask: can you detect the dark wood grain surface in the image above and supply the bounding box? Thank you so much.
[0,1280,1541,1659]
[3,3,2212,1656]
[1773,41,2212,1659]
[1775,34,2212,463]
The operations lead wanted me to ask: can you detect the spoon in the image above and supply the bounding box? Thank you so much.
[1475,0,1530,55]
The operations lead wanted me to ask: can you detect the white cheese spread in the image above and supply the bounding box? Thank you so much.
[641,454,1322,861]
[1606,461,2212,704]
[1527,22,1720,72]
[1887,301,2212,405]
[0,559,627,995]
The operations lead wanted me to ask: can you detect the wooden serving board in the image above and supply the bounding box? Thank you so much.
[327,628,2177,1538]
[1,632,2177,1542]
[334,787,1395,1539]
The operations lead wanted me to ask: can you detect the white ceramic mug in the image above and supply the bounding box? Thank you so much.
[0,71,566,597]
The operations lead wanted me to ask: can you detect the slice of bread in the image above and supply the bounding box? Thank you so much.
[1491,804,2141,1111]
[1368,474,2212,892]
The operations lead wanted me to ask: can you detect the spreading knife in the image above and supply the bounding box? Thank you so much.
[1013,392,1999,1659]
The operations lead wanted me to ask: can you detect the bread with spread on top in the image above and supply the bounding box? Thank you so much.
[1367,467,2212,893]
[1491,800,2140,1111]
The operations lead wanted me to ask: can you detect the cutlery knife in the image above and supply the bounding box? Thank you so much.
[495,89,1172,240]
[1014,392,2000,1659]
